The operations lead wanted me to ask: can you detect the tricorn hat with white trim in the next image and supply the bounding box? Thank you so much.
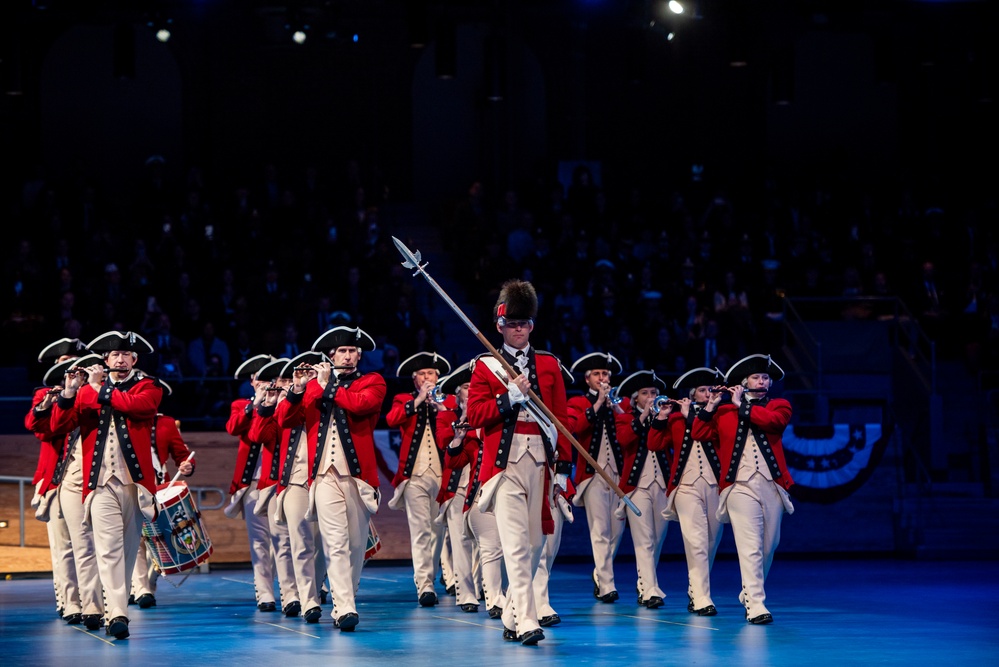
[233,354,275,380]
[616,370,668,399]
[42,354,102,386]
[396,351,451,377]
[673,366,725,391]
[256,357,292,382]
[570,351,623,376]
[312,326,376,353]
[724,354,785,384]
[438,361,473,395]
[86,331,155,354]
[38,338,87,364]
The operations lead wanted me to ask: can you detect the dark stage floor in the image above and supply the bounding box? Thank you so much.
[2,557,996,666]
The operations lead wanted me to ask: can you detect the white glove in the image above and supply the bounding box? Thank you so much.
[554,473,568,490]
[507,383,528,404]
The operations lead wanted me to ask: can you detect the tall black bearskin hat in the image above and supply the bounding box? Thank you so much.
[494,279,538,324]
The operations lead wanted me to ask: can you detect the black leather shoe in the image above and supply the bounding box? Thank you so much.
[697,605,718,616]
[335,612,358,632]
[644,596,664,609]
[502,627,518,642]
[539,614,560,627]
[83,614,102,631]
[304,606,322,623]
[519,629,545,645]
[459,603,479,613]
[108,616,129,639]
[257,601,277,612]
[65,613,82,625]
[128,595,135,606]
[488,606,502,619]
[598,590,619,603]
[283,601,302,617]
[136,594,156,609]
[748,613,773,625]
[419,591,438,607]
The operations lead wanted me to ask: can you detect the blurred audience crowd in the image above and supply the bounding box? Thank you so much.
[3,155,997,424]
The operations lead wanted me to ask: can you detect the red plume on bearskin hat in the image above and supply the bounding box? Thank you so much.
[494,279,538,323]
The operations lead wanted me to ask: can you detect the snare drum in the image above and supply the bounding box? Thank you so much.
[142,481,214,575]
[364,518,381,561]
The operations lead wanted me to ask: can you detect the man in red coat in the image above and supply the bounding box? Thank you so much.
[51,331,163,640]
[614,369,671,610]
[34,350,107,631]
[130,377,194,609]
[223,354,282,612]
[26,338,89,624]
[649,366,725,616]
[434,361,484,613]
[246,357,304,616]
[567,351,626,603]
[385,350,452,607]
[691,354,794,625]
[281,326,386,632]
[466,279,572,646]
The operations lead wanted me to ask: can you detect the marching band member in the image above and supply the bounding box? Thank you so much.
[532,362,577,629]
[247,357,303,615]
[386,351,452,607]
[651,366,725,616]
[466,279,573,646]
[442,361,508,619]
[567,351,627,603]
[26,338,89,624]
[282,326,386,632]
[692,354,794,625]
[41,352,107,631]
[614,370,672,610]
[269,352,327,623]
[435,362,482,613]
[51,331,163,640]
[130,379,194,609]
[223,354,281,612]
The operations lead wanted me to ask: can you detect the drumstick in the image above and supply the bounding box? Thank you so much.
[168,450,196,486]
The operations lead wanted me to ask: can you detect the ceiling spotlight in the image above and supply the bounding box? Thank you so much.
[292,29,307,45]
[147,16,172,43]
[668,1,684,14]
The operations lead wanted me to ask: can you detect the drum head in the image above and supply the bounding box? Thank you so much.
[156,482,188,505]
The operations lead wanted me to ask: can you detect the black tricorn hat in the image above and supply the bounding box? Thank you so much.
[570,351,623,376]
[724,354,785,384]
[86,331,155,354]
[616,370,668,400]
[495,279,538,323]
[673,366,725,391]
[233,354,275,380]
[43,354,101,386]
[282,351,330,377]
[38,338,87,364]
[438,361,473,395]
[256,357,292,382]
[396,351,451,377]
[312,326,376,353]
